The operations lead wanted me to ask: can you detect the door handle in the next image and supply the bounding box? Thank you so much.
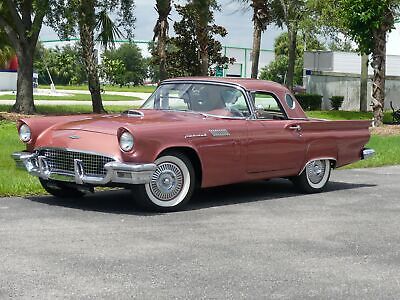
[288,125,302,131]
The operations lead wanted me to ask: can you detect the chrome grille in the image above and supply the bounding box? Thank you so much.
[38,148,115,177]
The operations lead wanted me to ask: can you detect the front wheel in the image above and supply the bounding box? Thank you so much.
[291,159,332,193]
[39,178,86,198]
[132,153,195,212]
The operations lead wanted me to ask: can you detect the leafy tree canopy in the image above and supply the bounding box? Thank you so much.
[102,43,148,86]
[34,43,87,85]
[260,32,324,85]
[312,0,400,55]
[339,0,399,55]
[0,29,14,68]
[47,0,135,42]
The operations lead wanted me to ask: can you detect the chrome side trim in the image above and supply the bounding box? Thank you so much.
[184,133,208,139]
[297,157,337,176]
[209,129,230,137]
[362,148,375,160]
[12,151,157,185]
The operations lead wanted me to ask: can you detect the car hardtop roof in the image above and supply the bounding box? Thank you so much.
[162,77,289,94]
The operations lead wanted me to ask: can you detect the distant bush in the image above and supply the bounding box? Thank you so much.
[34,44,87,85]
[330,96,344,110]
[102,43,148,86]
[295,94,322,111]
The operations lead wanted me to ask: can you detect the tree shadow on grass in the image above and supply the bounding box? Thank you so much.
[26,179,376,215]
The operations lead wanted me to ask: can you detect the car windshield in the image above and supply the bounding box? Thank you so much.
[141,82,251,118]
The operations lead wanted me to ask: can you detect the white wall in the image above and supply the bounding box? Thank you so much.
[305,51,400,77]
[305,72,400,111]
[0,71,17,91]
[224,47,275,78]
[387,23,400,55]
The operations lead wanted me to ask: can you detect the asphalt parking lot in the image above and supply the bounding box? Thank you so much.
[1,166,400,299]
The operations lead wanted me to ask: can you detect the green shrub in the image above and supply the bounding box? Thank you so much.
[295,94,322,111]
[330,96,344,110]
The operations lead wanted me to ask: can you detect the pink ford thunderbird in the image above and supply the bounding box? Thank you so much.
[13,78,374,211]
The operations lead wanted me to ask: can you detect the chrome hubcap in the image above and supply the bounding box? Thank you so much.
[150,162,184,201]
[306,160,326,184]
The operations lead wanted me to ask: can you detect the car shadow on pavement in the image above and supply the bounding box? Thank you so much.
[187,179,376,211]
[26,179,375,215]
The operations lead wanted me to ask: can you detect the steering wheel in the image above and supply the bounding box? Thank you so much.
[228,106,244,117]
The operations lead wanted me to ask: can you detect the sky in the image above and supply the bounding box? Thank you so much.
[39,0,284,52]
[39,1,400,56]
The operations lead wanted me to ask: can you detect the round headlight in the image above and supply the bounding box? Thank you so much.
[19,124,31,142]
[119,131,134,152]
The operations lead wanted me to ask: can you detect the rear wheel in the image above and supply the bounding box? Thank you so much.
[291,159,331,193]
[133,153,195,212]
[39,178,86,198]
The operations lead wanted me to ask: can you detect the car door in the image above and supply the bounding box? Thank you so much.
[246,92,306,173]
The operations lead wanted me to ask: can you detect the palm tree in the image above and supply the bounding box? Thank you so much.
[272,0,306,91]
[153,0,172,81]
[77,1,126,113]
[235,1,271,78]
[192,0,214,76]
[250,0,271,78]
[48,0,135,114]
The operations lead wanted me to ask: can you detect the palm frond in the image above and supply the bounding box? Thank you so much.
[95,10,124,50]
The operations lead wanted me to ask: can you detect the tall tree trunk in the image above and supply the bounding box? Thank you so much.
[287,25,297,91]
[12,47,36,114]
[154,0,171,82]
[199,34,209,76]
[360,54,368,112]
[78,0,105,114]
[251,20,262,79]
[0,0,46,115]
[158,17,169,81]
[371,29,387,127]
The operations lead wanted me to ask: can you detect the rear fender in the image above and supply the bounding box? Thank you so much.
[299,140,338,174]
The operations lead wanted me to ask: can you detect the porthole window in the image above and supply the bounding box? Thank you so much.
[285,94,296,109]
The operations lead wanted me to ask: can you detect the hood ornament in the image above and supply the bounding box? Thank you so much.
[69,135,80,139]
[123,110,144,118]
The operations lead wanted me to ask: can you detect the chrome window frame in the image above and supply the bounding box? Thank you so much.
[141,80,257,120]
[285,93,296,110]
[249,90,290,120]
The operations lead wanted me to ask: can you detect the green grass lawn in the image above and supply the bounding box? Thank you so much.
[341,135,400,169]
[0,94,140,101]
[0,104,134,115]
[38,84,156,93]
[0,121,43,196]
[306,110,393,124]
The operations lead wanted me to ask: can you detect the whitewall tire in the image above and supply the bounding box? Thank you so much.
[291,159,331,193]
[133,153,195,212]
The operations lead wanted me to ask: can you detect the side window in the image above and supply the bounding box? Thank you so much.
[156,88,189,110]
[221,89,251,117]
[252,92,287,120]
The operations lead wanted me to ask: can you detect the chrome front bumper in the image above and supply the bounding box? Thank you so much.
[361,148,375,160]
[12,151,156,185]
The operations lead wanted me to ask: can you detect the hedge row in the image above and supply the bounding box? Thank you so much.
[295,94,322,111]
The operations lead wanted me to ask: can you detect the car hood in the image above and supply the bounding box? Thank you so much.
[52,109,208,135]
